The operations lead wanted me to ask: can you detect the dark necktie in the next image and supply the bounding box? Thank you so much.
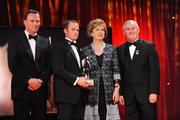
[29,34,37,41]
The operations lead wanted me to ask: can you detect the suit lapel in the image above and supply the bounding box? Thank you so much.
[65,40,80,68]
[131,40,143,63]
[35,35,41,62]
[131,48,138,62]
[124,42,132,64]
[78,48,82,68]
[20,33,34,62]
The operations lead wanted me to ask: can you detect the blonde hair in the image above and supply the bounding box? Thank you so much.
[87,18,107,38]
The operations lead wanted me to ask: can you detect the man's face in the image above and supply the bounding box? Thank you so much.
[23,13,40,35]
[64,22,79,41]
[124,22,139,42]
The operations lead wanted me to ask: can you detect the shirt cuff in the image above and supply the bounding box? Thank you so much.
[73,77,79,86]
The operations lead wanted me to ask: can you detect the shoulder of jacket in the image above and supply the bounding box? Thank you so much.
[140,39,154,45]
[116,42,127,49]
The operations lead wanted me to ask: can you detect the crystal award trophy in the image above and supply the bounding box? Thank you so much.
[82,57,94,86]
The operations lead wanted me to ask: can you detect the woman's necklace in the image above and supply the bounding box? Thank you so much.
[91,42,105,56]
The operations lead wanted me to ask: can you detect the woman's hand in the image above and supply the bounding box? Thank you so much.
[119,96,125,105]
[113,87,120,104]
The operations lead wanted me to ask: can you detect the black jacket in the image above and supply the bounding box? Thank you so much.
[52,39,85,104]
[116,39,160,104]
[8,32,52,100]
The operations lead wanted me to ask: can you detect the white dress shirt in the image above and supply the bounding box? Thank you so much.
[128,39,139,60]
[66,38,81,68]
[25,30,37,61]
[65,38,81,86]
[129,45,136,60]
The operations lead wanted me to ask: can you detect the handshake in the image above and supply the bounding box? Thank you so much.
[77,77,94,89]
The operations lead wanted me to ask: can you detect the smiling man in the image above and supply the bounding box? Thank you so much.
[8,9,52,120]
[117,20,160,120]
[52,20,91,120]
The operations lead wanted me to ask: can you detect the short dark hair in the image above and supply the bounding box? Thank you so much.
[23,9,39,20]
[63,20,78,29]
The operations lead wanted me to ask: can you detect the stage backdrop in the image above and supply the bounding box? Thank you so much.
[0,26,112,116]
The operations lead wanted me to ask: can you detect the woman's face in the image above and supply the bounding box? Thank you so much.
[91,25,105,41]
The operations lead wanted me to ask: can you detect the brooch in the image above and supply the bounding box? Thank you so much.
[135,50,140,55]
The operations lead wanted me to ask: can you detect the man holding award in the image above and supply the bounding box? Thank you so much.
[52,20,91,120]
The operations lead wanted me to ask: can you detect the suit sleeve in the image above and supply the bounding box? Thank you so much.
[8,38,31,86]
[40,38,53,84]
[148,43,160,94]
[52,42,78,85]
[116,47,124,96]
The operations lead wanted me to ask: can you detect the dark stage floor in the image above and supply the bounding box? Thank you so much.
[0,113,57,120]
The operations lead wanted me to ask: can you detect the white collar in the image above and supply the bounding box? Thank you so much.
[65,37,77,43]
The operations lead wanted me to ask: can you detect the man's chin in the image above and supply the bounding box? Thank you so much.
[32,30,38,34]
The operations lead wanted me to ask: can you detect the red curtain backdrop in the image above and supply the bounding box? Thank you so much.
[0,0,180,119]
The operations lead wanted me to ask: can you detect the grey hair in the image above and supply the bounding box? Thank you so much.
[123,20,139,30]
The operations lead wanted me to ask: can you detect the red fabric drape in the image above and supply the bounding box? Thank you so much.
[110,1,172,120]
[0,0,180,119]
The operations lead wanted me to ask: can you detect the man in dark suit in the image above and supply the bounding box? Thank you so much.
[8,9,52,120]
[52,20,90,120]
[117,20,160,120]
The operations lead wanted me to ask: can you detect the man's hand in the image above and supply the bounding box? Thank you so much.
[77,77,91,89]
[149,93,158,104]
[28,78,43,91]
